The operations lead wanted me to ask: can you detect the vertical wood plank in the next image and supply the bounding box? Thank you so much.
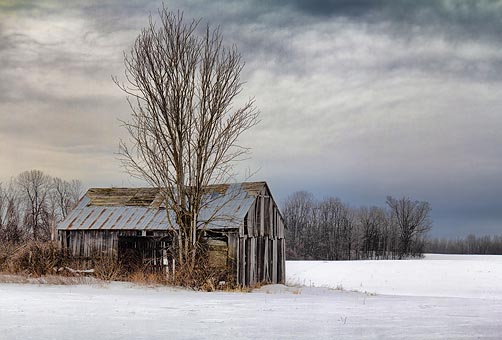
[263,237,269,282]
[281,238,286,283]
[249,237,256,285]
[240,238,246,285]
[272,239,277,283]
[227,233,239,284]
[260,194,265,237]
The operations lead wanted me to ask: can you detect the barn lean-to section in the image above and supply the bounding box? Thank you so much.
[57,182,285,285]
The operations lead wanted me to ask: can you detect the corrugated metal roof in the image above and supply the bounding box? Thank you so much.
[57,182,265,231]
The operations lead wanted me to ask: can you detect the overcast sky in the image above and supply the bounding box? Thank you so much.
[1,0,502,237]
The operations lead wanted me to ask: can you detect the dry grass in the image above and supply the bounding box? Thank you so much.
[0,274,30,284]
[0,241,103,286]
[0,273,96,285]
[128,270,168,286]
[92,253,124,281]
[0,242,255,291]
[167,256,235,291]
[0,243,17,272]
[1,241,69,276]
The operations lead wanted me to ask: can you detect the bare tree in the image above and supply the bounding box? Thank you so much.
[283,191,315,258]
[0,183,6,241]
[1,171,83,244]
[49,178,82,240]
[283,191,432,260]
[3,189,23,243]
[115,7,258,273]
[426,234,502,255]
[16,170,53,241]
[386,196,432,258]
[52,178,83,220]
[0,183,5,228]
[358,206,388,259]
[1,181,26,243]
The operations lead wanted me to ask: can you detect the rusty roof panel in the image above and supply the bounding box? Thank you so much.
[101,207,123,230]
[57,182,265,231]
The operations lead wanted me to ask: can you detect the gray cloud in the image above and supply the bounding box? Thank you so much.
[1,0,502,237]
[262,0,502,38]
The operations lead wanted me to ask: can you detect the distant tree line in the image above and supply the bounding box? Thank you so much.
[426,234,502,255]
[283,191,432,260]
[0,170,82,244]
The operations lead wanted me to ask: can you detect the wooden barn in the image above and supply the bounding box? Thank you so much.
[57,181,286,285]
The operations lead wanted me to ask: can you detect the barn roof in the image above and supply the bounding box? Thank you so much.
[57,182,267,231]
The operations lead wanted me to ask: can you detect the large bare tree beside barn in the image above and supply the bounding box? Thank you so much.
[115,7,258,275]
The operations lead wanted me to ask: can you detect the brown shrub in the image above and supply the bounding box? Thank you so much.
[128,269,168,286]
[1,241,239,291]
[167,249,235,291]
[0,243,17,272]
[8,241,68,276]
[91,252,124,281]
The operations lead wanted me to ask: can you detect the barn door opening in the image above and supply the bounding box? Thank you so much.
[118,234,171,272]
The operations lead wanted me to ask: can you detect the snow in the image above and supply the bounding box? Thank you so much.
[287,253,502,299]
[0,254,501,339]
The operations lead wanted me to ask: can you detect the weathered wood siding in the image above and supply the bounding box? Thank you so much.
[59,230,169,258]
[60,230,117,257]
[230,185,286,285]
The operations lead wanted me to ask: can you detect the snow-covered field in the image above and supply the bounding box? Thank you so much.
[1,254,501,339]
[287,254,502,299]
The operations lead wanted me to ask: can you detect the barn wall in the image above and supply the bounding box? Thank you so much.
[60,230,117,257]
[59,230,169,258]
[232,185,286,285]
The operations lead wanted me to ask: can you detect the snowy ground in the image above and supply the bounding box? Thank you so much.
[0,254,501,339]
[287,254,502,299]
